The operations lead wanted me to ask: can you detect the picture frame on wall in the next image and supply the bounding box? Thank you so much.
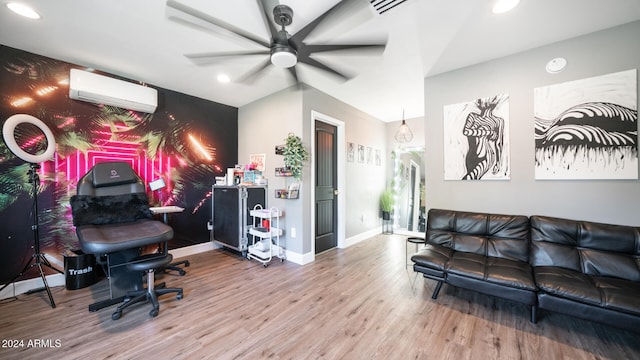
[347,142,355,162]
[533,69,638,180]
[249,153,265,171]
[443,93,511,180]
[358,144,365,163]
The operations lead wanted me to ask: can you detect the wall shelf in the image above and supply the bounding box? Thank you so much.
[275,167,293,177]
[275,189,299,199]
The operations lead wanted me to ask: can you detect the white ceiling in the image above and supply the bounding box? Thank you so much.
[1,0,639,122]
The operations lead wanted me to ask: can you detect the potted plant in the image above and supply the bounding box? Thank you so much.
[380,188,395,220]
[282,133,309,180]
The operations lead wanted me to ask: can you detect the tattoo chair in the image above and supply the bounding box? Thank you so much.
[70,161,183,319]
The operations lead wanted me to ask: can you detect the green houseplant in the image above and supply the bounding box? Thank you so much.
[380,188,395,220]
[282,133,309,180]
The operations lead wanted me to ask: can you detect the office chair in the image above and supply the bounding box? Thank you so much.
[71,161,183,319]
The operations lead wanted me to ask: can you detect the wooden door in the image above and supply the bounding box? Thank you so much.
[315,121,337,253]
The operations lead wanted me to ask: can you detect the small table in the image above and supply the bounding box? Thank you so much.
[149,205,185,223]
[149,206,189,275]
[406,237,426,267]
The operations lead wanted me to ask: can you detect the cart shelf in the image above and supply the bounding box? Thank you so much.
[247,205,285,267]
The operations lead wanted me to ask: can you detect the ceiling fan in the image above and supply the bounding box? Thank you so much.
[166,0,387,84]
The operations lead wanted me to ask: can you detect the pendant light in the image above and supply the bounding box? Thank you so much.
[394,109,413,143]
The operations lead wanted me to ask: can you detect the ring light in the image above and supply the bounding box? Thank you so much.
[2,114,56,163]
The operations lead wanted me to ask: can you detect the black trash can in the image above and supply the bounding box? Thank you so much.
[64,250,97,290]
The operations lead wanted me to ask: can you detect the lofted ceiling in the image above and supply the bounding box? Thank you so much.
[1,0,639,122]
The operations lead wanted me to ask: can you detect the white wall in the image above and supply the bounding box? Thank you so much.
[239,85,387,263]
[424,21,640,226]
[238,87,303,255]
[302,87,387,243]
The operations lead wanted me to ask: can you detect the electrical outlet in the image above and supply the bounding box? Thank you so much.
[291,227,296,238]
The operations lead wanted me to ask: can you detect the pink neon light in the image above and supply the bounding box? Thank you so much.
[63,135,174,195]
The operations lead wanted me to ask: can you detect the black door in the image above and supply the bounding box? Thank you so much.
[315,121,337,253]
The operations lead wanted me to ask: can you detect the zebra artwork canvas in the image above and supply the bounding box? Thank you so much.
[534,69,638,180]
[444,94,510,180]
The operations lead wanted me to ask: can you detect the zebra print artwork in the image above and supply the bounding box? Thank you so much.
[444,94,510,180]
[534,69,638,179]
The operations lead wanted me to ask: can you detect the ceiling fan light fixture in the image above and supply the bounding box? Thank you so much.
[271,47,297,68]
[492,0,520,14]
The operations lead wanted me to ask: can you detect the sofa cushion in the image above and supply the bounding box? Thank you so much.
[411,244,453,272]
[581,249,640,282]
[426,209,530,263]
[534,266,640,316]
[446,252,536,291]
[530,215,640,281]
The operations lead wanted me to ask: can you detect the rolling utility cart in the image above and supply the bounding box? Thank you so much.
[247,205,284,267]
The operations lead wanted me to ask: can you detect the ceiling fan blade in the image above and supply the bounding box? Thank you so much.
[257,0,279,40]
[290,0,361,45]
[166,0,270,48]
[185,50,270,59]
[304,44,386,55]
[168,15,230,38]
[236,58,272,84]
[287,66,299,84]
[297,56,351,81]
[184,50,269,66]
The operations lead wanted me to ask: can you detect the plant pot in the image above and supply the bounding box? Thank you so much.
[382,211,391,220]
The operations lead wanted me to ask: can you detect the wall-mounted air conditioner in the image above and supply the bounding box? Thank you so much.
[69,68,158,113]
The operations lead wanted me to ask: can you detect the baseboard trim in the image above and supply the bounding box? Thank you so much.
[169,241,219,260]
[343,228,381,248]
[0,273,65,301]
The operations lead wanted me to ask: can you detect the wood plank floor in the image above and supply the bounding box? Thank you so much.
[1,234,638,360]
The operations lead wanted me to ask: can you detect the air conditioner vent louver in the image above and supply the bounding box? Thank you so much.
[369,0,409,15]
[69,69,158,113]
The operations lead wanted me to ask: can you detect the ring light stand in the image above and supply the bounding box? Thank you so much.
[1,114,62,308]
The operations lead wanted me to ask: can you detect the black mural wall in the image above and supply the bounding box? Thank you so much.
[0,44,238,284]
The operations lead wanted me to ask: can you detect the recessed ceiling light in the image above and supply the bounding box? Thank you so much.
[217,74,230,83]
[545,57,567,74]
[492,0,520,14]
[6,3,41,19]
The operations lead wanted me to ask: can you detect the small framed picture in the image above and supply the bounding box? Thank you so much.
[347,142,355,162]
[249,153,265,171]
[358,144,365,163]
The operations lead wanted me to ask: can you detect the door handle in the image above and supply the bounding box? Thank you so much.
[333,189,340,196]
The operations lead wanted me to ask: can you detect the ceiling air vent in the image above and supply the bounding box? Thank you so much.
[370,0,409,15]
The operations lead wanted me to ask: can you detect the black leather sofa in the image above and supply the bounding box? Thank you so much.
[411,208,640,332]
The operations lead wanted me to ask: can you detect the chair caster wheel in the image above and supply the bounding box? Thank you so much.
[263,264,268,268]
[184,261,190,267]
[112,311,122,320]
[178,270,186,276]
[149,308,159,317]
[177,293,183,300]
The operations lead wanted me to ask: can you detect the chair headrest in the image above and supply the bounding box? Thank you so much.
[91,162,139,188]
